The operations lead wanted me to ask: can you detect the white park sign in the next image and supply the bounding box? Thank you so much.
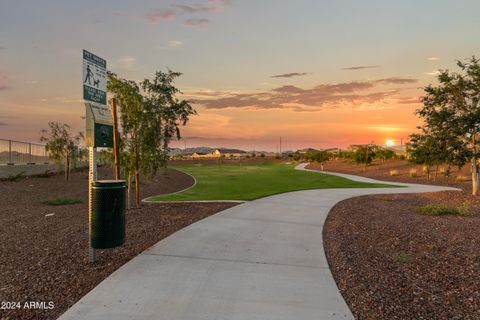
[83,50,107,105]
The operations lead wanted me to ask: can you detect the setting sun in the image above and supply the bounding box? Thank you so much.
[386,139,394,147]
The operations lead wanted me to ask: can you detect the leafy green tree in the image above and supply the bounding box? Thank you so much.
[140,70,196,175]
[409,134,442,180]
[107,73,143,207]
[375,148,395,164]
[108,70,196,207]
[415,56,479,193]
[292,152,301,161]
[306,150,331,170]
[337,150,354,160]
[410,131,467,180]
[40,122,83,181]
[354,145,376,172]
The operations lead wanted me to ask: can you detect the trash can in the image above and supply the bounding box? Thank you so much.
[90,180,126,249]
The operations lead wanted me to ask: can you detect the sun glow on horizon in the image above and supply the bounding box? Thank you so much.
[386,139,395,147]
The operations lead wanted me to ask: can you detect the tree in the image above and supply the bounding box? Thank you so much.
[375,148,395,164]
[354,145,376,172]
[306,150,330,170]
[107,73,143,207]
[409,134,442,180]
[140,70,197,176]
[415,56,480,194]
[409,131,467,180]
[108,70,196,207]
[40,122,83,181]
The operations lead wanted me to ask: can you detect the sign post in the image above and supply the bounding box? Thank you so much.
[83,50,108,263]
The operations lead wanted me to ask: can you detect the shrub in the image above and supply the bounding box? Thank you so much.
[416,202,474,217]
[456,175,467,183]
[409,169,417,177]
[389,170,399,176]
[396,251,413,264]
[42,197,82,206]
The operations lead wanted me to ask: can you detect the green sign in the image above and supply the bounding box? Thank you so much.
[83,50,107,105]
[85,103,113,148]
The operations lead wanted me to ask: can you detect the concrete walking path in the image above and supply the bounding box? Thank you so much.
[59,164,460,320]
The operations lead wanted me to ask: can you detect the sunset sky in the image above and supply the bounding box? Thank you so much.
[1,0,480,151]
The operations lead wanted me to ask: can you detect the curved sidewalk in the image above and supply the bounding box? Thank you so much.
[59,164,459,320]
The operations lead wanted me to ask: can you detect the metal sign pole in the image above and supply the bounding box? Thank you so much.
[88,146,97,263]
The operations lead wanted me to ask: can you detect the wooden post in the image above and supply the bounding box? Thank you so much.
[111,98,121,180]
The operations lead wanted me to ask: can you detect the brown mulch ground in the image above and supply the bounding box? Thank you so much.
[308,158,472,190]
[0,166,237,320]
[309,159,480,319]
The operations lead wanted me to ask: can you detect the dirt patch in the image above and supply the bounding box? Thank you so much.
[315,159,480,319]
[0,166,237,320]
[308,159,472,191]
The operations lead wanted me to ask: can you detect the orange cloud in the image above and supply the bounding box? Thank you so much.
[191,78,420,112]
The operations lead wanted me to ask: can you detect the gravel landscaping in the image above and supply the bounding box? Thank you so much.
[310,159,480,319]
[0,166,236,320]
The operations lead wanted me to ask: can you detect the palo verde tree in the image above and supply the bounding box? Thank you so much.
[108,70,196,208]
[354,144,376,172]
[40,122,84,181]
[415,56,480,194]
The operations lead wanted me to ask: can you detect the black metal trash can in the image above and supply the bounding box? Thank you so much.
[91,180,126,249]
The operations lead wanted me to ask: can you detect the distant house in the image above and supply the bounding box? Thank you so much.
[347,144,368,152]
[297,148,319,154]
[211,148,247,158]
[191,152,209,158]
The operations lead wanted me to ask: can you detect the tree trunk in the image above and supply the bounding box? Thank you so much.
[320,163,324,171]
[65,157,70,181]
[363,162,367,172]
[472,159,478,195]
[434,164,439,181]
[127,174,131,210]
[135,170,140,208]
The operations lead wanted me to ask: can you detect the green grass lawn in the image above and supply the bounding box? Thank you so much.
[146,162,397,202]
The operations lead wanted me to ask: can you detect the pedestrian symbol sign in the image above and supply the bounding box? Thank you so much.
[83,50,107,105]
